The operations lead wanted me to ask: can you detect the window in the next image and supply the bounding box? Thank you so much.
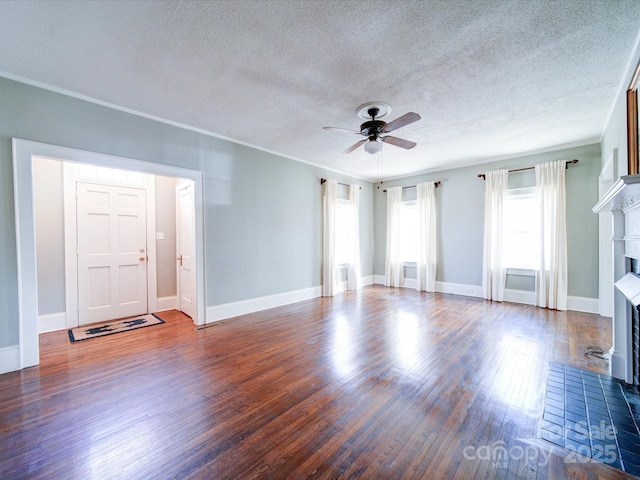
[399,201,418,263]
[503,188,536,269]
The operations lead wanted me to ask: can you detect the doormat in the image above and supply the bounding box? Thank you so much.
[541,363,640,476]
[68,314,165,343]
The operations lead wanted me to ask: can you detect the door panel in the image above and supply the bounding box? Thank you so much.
[177,182,197,321]
[77,183,148,325]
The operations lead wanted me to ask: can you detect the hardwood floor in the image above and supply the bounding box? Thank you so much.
[0,286,634,479]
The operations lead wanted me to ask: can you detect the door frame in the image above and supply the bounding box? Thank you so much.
[12,138,207,369]
[63,165,157,328]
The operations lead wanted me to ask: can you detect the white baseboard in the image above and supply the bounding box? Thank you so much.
[609,347,631,383]
[502,289,599,314]
[156,296,177,312]
[436,281,483,298]
[566,296,599,314]
[504,288,535,305]
[38,312,67,333]
[373,276,598,313]
[375,275,483,297]
[206,285,323,323]
[0,345,21,375]
[361,275,375,287]
[372,275,418,289]
[402,278,418,289]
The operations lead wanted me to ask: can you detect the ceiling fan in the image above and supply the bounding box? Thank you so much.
[323,102,421,155]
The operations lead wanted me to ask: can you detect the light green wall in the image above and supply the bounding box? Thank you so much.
[0,77,373,348]
[374,143,601,299]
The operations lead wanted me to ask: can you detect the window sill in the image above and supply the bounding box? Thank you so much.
[506,268,535,277]
[402,261,417,267]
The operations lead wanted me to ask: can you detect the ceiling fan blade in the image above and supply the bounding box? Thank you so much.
[381,136,417,150]
[383,112,421,132]
[323,126,361,134]
[342,139,367,154]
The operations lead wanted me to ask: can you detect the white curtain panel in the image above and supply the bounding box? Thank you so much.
[385,186,403,287]
[482,169,508,301]
[346,183,361,291]
[322,178,338,297]
[416,181,437,292]
[535,160,568,310]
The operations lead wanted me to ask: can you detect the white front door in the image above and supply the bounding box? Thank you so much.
[77,182,148,325]
[176,181,197,321]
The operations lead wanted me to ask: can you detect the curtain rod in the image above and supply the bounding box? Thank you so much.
[476,159,578,179]
[382,181,441,193]
[320,178,362,189]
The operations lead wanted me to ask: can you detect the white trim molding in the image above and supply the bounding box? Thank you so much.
[0,346,21,375]
[38,312,67,334]
[207,286,322,323]
[156,296,178,312]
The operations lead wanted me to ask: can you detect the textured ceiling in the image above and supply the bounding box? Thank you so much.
[1,1,639,181]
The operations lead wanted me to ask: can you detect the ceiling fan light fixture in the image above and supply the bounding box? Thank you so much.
[364,139,382,155]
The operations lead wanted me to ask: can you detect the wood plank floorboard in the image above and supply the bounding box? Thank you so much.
[0,286,634,479]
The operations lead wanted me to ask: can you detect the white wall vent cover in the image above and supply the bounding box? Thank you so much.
[614,273,640,307]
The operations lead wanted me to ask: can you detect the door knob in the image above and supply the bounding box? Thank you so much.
[139,257,145,261]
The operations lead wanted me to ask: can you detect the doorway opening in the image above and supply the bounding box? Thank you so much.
[13,139,206,369]
[34,159,196,330]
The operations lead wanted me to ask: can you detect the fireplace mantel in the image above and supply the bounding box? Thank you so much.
[593,174,640,214]
[593,174,640,384]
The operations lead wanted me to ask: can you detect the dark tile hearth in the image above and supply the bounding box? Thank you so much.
[542,363,640,476]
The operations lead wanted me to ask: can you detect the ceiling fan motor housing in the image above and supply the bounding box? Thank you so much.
[360,120,387,137]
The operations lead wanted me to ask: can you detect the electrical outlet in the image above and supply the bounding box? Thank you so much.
[156,232,165,240]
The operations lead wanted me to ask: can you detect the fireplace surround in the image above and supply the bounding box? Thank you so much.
[594,174,640,385]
